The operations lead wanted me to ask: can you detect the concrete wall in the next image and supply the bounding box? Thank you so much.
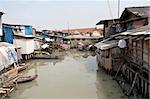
[13,39,35,54]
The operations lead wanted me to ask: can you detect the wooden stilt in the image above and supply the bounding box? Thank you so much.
[144,81,147,98]
[127,69,130,82]
[29,54,31,59]
[126,73,138,96]
[113,62,124,79]
[27,54,29,60]
[141,79,144,95]
[137,77,139,90]
[25,55,27,60]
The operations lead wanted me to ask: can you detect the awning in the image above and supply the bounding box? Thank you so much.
[0,42,16,48]
[95,40,118,50]
[14,34,35,38]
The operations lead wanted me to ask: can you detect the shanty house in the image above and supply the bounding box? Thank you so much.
[95,6,150,98]
[95,25,150,98]
[117,25,150,98]
[64,34,100,48]
[96,6,150,40]
[95,38,120,73]
[2,24,35,60]
[96,19,120,39]
[118,6,150,32]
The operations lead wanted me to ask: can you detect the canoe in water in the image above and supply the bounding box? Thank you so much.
[33,55,61,59]
[17,75,38,84]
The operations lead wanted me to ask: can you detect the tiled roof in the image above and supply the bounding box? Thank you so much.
[61,28,101,34]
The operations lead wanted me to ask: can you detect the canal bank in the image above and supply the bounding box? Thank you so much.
[9,51,127,99]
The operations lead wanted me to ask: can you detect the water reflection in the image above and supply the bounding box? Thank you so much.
[95,69,127,99]
[29,57,65,66]
[11,81,38,99]
[10,50,126,99]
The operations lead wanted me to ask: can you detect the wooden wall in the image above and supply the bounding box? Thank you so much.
[123,35,149,98]
[126,36,150,70]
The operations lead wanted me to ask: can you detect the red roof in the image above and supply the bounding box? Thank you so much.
[60,27,102,34]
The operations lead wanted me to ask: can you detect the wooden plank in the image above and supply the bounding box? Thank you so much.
[0,90,6,94]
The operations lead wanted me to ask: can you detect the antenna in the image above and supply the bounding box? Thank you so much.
[118,0,120,18]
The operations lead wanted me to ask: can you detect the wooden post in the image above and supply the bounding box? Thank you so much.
[141,38,144,66]
[126,72,138,96]
[144,81,147,98]
[113,62,123,79]
[14,63,18,89]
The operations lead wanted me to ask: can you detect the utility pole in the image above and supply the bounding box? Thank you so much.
[118,0,120,18]
[67,21,70,34]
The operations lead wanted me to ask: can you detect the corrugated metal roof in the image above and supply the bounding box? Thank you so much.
[95,40,118,50]
[119,25,150,36]
[96,18,119,25]
[126,6,150,17]
[3,23,32,27]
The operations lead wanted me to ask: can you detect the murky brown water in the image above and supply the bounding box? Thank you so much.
[10,50,127,99]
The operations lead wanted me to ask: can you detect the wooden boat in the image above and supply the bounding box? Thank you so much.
[33,54,61,59]
[17,64,28,72]
[0,87,15,99]
[16,75,38,84]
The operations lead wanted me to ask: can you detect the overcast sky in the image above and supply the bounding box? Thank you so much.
[0,0,150,30]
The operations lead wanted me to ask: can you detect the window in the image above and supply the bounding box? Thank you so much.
[105,49,110,58]
[105,22,108,27]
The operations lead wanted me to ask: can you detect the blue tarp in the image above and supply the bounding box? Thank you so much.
[40,33,55,39]
[25,26,32,35]
[3,26,14,44]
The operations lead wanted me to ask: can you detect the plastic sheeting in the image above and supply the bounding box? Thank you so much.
[0,46,18,71]
[25,26,32,35]
[0,47,9,70]
[41,43,49,49]
[118,39,126,48]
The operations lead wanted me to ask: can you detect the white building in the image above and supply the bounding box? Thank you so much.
[95,24,104,29]
[3,24,35,60]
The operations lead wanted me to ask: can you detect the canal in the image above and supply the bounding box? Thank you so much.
[10,50,127,99]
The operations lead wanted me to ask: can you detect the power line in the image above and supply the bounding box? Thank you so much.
[107,0,115,24]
